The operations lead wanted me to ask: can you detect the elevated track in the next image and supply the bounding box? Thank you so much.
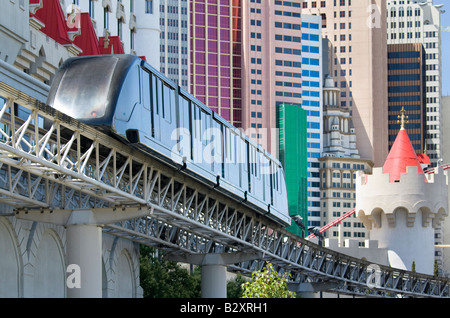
[0,81,449,298]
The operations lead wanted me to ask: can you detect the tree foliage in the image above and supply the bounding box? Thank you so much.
[139,245,201,298]
[241,262,296,298]
[227,273,248,298]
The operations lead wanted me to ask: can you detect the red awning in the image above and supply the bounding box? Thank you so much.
[34,0,72,45]
[383,128,424,182]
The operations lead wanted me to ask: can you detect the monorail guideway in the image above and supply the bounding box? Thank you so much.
[0,69,449,298]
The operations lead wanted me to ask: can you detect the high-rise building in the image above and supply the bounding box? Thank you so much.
[277,103,308,236]
[241,0,303,155]
[160,0,190,90]
[301,14,323,228]
[387,43,427,153]
[190,0,242,126]
[190,0,308,157]
[319,75,372,245]
[302,0,389,167]
[386,0,444,166]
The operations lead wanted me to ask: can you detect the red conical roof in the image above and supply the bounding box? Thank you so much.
[34,0,72,45]
[383,127,423,182]
[72,13,101,56]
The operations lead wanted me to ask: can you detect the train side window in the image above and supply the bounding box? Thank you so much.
[151,74,159,115]
[231,133,236,164]
[241,140,247,172]
[162,84,173,123]
[252,147,257,178]
[272,163,279,191]
[255,151,260,180]
[201,110,209,146]
[226,129,233,163]
[193,105,200,140]
[141,69,150,110]
[276,168,279,191]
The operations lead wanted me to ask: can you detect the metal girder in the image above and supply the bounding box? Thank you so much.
[1,84,450,298]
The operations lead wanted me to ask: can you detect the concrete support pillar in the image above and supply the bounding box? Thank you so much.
[66,223,102,298]
[166,252,262,298]
[15,207,151,298]
[201,262,228,298]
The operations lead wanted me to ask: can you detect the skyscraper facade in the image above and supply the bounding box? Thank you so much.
[319,75,372,245]
[301,14,323,228]
[241,0,303,155]
[387,0,443,166]
[387,43,427,153]
[160,0,190,90]
[277,103,308,236]
[190,0,242,126]
[302,0,389,167]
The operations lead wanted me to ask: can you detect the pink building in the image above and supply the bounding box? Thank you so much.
[241,0,303,154]
[190,0,243,127]
[191,0,305,156]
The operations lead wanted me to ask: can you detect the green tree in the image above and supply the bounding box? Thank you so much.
[227,273,248,298]
[241,262,296,298]
[139,245,201,298]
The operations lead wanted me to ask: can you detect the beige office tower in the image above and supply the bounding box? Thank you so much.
[302,0,389,167]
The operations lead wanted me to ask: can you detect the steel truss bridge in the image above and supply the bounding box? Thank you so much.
[0,82,449,298]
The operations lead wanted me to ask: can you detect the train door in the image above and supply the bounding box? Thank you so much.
[271,161,281,208]
[250,146,263,200]
[248,143,256,196]
[261,154,271,203]
[176,94,192,162]
[237,137,249,193]
[209,118,223,178]
[139,68,152,140]
[150,74,177,148]
[222,127,240,188]
[191,104,212,174]
[268,160,274,206]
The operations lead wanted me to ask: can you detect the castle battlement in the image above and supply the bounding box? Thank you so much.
[356,166,448,230]
[322,238,388,266]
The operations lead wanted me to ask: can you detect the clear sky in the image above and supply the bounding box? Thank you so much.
[440,0,450,96]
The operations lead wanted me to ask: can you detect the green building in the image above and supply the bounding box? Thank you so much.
[277,104,308,237]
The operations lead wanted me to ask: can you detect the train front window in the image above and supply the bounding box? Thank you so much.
[53,57,118,119]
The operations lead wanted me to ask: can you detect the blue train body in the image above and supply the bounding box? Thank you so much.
[47,54,290,226]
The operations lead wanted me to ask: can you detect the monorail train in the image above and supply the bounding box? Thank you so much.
[46,54,290,226]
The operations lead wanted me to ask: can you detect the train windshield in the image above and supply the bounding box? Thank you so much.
[52,57,118,119]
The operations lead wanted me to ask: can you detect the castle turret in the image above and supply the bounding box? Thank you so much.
[356,110,448,275]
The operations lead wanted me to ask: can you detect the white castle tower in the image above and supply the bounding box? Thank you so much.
[356,109,448,275]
